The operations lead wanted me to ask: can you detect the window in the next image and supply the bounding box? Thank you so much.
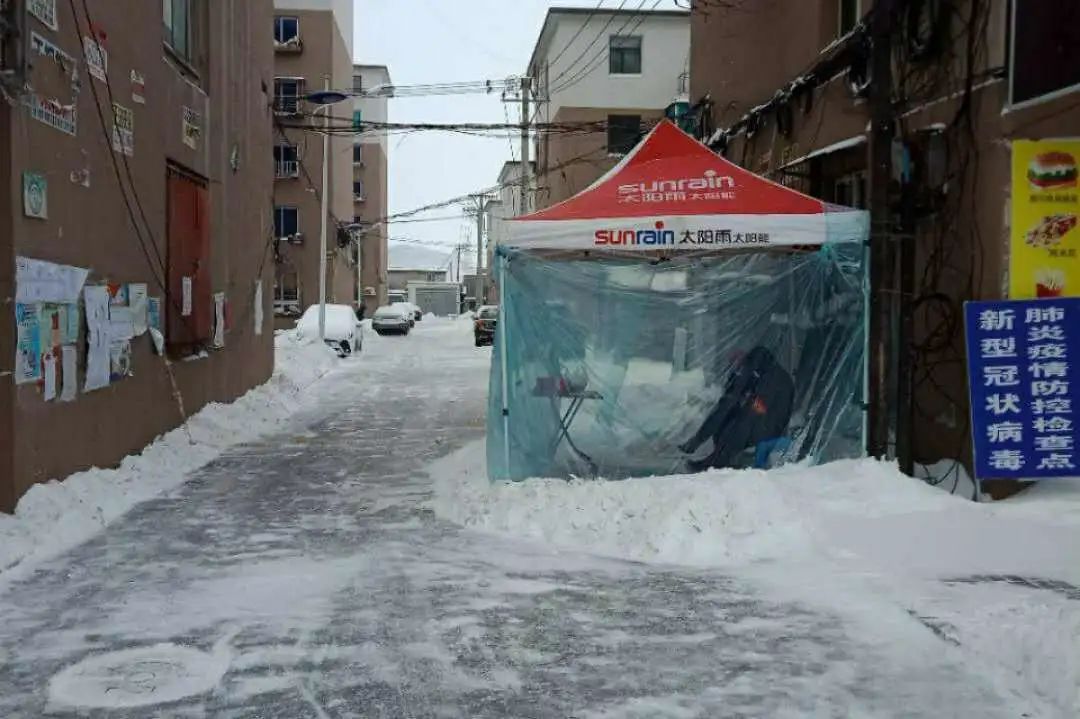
[609,35,642,75]
[834,171,867,209]
[163,0,193,63]
[352,109,362,130]
[838,0,859,37]
[353,74,363,94]
[353,145,364,163]
[274,206,299,238]
[607,114,641,155]
[273,16,299,45]
[353,180,365,199]
[273,145,299,178]
[273,77,303,114]
[1010,2,1080,107]
[274,268,300,314]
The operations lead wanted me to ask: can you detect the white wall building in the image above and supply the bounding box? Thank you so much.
[524,7,690,208]
[352,64,392,312]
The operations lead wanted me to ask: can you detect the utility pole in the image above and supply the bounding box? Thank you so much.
[867,0,897,459]
[317,75,331,342]
[519,76,531,215]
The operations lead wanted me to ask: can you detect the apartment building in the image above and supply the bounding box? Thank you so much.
[352,63,391,315]
[689,0,1080,483]
[527,7,689,209]
[0,0,275,511]
[484,160,536,301]
[271,0,354,324]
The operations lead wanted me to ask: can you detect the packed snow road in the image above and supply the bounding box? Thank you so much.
[0,320,1047,717]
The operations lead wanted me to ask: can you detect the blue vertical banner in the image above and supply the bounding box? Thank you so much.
[965,297,1080,480]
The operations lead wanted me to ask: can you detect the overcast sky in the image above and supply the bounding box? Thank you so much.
[354,0,667,273]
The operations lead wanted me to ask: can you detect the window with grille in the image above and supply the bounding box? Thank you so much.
[353,145,363,163]
[353,180,365,199]
[607,114,641,155]
[273,77,304,114]
[609,35,642,75]
[273,145,299,178]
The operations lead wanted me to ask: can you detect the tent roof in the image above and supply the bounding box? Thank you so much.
[505,121,868,252]
[516,120,832,222]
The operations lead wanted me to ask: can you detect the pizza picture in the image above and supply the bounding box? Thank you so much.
[1025,213,1078,248]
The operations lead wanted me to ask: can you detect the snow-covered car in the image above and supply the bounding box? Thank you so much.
[391,302,418,327]
[372,305,412,335]
[295,304,363,356]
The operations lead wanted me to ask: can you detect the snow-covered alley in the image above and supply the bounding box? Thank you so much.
[0,318,1077,717]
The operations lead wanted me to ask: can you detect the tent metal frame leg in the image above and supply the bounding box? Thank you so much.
[499,252,511,476]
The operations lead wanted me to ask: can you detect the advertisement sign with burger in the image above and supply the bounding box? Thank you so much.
[1011,140,1080,299]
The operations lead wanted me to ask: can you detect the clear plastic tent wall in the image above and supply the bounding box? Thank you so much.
[487,241,867,481]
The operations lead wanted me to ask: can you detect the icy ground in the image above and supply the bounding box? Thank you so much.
[0,318,1076,717]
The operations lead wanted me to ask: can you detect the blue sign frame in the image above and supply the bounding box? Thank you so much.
[965,297,1080,480]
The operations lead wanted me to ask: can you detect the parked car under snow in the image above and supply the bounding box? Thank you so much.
[295,304,363,356]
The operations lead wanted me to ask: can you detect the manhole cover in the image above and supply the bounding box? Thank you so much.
[48,643,229,710]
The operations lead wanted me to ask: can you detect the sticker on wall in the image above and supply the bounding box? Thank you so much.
[15,304,42,385]
[147,297,162,332]
[182,107,202,150]
[28,0,58,31]
[254,281,264,336]
[109,341,132,381]
[23,172,48,219]
[83,35,107,82]
[42,350,58,401]
[212,292,226,348]
[60,345,78,402]
[30,31,75,71]
[111,102,134,156]
[127,283,149,336]
[181,277,193,316]
[131,70,146,104]
[64,302,80,343]
[24,93,76,136]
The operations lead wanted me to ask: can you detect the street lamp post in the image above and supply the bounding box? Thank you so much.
[305,83,350,341]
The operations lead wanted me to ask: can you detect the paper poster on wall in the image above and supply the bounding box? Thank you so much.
[109,341,132,381]
[108,305,135,343]
[212,292,226,348]
[130,70,146,104]
[111,102,134,156]
[254,281,264,336]
[64,302,80,343]
[83,36,107,82]
[147,297,162,332]
[22,172,48,219]
[38,303,64,352]
[15,304,42,385]
[182,107,202,150]
[182,277,193,316]
[60,345,77,402]
[83,285,111,392]
[28,0,58,30]
[127,283,149,336]
[16,256,88,304]
[1010,139,1080,299]
[43,351,58,401]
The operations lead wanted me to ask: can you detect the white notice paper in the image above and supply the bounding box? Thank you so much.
[212,292,225,348]
[83,285,111,392]
[254,281,263,336]
[108,306,135,342]
[60,345,77,401]
[128,283,149,336]
[182,276,193,316]
[16,256,89,303]
[43,351,57,401]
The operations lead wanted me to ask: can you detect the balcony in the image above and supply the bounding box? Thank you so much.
[274,160,299,179]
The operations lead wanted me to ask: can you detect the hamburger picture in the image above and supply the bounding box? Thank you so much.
[1028,151,1078,191]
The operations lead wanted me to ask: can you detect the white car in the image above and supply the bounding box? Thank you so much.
[372,305,412,335]
[295,304,363,356]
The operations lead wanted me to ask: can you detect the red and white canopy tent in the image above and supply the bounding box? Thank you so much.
[507,119,867,250]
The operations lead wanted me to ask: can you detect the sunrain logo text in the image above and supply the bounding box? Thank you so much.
[594,221,676,246]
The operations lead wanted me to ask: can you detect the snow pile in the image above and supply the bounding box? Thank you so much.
[0,334,341,578]
[431,443,1080,715]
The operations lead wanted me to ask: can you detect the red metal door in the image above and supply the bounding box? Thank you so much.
[166,166,211,352]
